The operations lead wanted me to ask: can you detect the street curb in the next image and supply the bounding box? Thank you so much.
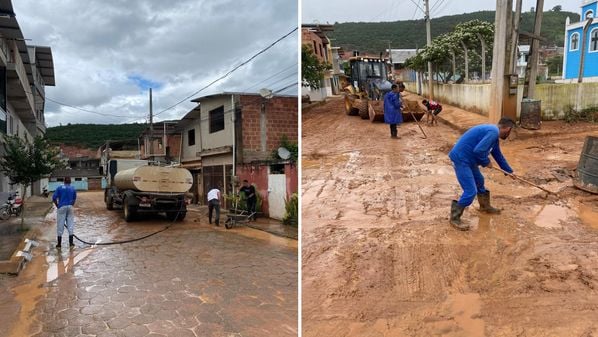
[0,235,38,275]
[0,201,53,275]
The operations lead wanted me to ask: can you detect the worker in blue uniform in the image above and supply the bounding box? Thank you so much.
[383,83,405,138]
[448,117,515,230]
[52,177,77,248]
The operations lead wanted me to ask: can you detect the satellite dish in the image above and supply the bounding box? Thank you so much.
[259,88,274,99]
[277,147,291,160]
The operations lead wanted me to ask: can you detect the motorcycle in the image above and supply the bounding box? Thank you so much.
[0,192,23,220]
[42,186,49,198]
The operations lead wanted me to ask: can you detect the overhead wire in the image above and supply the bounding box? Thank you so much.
[152,27,298,118]
[38,62,299,122]
[243,62,298,92]
[261,71,299,90]
[432,0,449,16]
[273,82,297,94]
[411,0,422,20]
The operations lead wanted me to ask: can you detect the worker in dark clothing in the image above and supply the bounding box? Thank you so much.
[448,117,515,231]
[383,83,405,138]
[52,177,77,248]
[239,180,257,221]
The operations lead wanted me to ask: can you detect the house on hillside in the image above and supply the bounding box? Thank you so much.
[302,24,338,101]
[49,147,102,191]
[177,92,298,220]
[0,1,55,198]
[138,121,181,164]
[561,0,598,81]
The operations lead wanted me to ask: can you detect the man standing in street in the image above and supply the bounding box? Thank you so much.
[239,180,257,221]
[383,83,405,138]
[52,177,77,249]
[448,117,516,231]
[207,186,221,226]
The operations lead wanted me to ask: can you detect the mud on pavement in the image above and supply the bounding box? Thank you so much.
[302,97,598,337]
[1,191,298,337]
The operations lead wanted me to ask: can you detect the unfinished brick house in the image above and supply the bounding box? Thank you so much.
[178,92,297,219]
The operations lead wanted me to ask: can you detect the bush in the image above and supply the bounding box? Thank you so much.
[282,193,298,227]
[564,105,598,123]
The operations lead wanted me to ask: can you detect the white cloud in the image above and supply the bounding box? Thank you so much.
[13,0,298,126]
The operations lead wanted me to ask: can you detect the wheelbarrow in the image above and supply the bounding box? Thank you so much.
[224,209,256,229]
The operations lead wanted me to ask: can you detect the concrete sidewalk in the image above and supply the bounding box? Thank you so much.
[0,196,53,274]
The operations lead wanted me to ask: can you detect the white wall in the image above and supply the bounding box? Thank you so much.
[409,81,598,120]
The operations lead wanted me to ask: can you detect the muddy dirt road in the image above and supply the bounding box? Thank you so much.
[0,191,297,337]
[302,96,598,337]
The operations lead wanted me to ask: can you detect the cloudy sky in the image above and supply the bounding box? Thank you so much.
[13,0,298,126]
[303,0,578,24]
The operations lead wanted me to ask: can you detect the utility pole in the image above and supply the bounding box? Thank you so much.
[523,0,544,98]
[387,40,394,81]
[424,0,434,100]
[489,0,520,122]
[149,88,153,157]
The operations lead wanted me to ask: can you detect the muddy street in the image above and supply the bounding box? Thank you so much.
[302,96,598,336]
[0,191,298,337]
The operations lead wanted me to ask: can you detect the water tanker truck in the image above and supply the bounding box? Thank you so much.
[102,159,193,222]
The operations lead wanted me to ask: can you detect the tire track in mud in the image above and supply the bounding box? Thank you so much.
[303,97,598,337]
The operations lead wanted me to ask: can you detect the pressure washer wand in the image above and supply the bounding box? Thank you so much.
[491,166,559,196]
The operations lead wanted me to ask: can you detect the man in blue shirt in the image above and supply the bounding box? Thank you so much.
[448,118,515,230]
[52,177,77,248]
[383,83,404,138]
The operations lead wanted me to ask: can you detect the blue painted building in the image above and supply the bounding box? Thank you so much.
[563,0,598,81]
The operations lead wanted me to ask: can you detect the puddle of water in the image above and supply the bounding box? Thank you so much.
[226,227,297,249]
[449,293,485,337]
[578,203,598,229]
[532,204,569,229]
[47,248,93,283]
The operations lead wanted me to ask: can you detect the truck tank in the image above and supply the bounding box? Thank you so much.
[114,166,192,193]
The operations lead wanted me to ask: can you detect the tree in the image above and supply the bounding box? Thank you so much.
[301,45,331,89]
[552,5,562,12]
[0,134,64,229]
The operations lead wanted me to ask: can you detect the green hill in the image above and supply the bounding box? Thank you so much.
[329,10,579,54]
[45,123,147,149]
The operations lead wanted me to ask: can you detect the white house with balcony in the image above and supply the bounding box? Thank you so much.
[0,0,55,197]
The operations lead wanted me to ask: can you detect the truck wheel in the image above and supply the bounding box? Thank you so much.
[123,197,136,222]
[105,194,114,210]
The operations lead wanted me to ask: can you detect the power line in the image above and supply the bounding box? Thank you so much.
[408,0,426,15]
[153,27,298,118]
[262,71,298,90]
[411,0,422,20]
[432,0,449,16]
[243,62,298,92]
[45,96,129,118]
[273,82,297,94]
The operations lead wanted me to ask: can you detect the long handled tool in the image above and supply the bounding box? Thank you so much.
[406,109,427,139]
[491,166,559,196]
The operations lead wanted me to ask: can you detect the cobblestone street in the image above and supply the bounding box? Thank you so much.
[0,191,298,337]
